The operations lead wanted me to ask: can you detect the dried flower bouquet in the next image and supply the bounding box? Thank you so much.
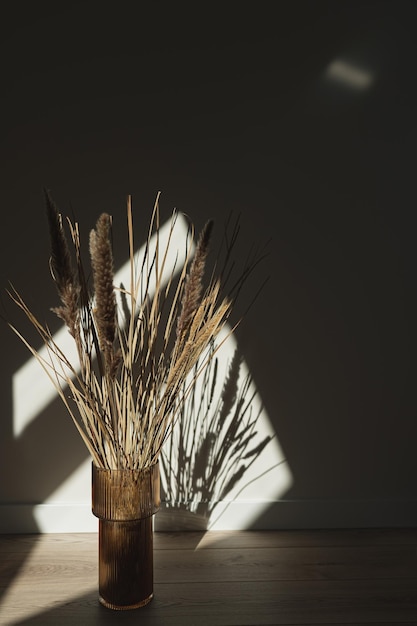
[8,191,248,471]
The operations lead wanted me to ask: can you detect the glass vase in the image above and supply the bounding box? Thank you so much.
[91,462,160,610]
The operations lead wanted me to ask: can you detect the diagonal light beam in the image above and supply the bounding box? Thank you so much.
[12,211,292,531]
[13,213,190,437]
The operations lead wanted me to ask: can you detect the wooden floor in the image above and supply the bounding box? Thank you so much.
[0,529,416,625]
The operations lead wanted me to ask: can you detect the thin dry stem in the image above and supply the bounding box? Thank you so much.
[8,192,251,471]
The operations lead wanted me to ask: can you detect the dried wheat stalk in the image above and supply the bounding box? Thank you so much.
[8,192,239,470]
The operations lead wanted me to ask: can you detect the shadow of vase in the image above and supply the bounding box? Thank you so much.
[155,503,209,531]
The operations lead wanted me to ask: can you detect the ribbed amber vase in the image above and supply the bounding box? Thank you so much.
[91,462,160,610]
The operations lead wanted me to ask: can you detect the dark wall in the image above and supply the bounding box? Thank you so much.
[1,1,416,528]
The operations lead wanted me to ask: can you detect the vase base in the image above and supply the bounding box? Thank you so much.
[99,593,153,610]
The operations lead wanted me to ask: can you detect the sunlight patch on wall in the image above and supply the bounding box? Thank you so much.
[325,59,374,90]
[32,456,97,532]
[198,334,291,531]
[159,322,292,530]
[13,212,292,531]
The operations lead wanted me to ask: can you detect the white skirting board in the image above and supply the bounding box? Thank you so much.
[0,499,416,533]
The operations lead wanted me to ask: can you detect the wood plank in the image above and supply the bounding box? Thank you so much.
[1,528,416,553]
[1,530,416,625]
[155,528,417,549]
[2,539,416,587]
[1,580,416,626]
[155,545,417,582]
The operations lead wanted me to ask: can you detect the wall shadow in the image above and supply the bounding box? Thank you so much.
[157,347,280,531]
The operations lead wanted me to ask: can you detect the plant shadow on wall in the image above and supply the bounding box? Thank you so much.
[3,189,267,609]
[5,189,287,533]
[158,345,282,531]
[8,191,253,472]
[0,186,292,616]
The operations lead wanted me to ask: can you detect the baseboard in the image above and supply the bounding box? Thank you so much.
[0,499,416,533]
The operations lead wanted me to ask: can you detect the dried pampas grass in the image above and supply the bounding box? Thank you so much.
[8,191,252,470]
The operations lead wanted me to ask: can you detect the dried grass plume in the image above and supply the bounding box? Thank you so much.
[8,192,252,471]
